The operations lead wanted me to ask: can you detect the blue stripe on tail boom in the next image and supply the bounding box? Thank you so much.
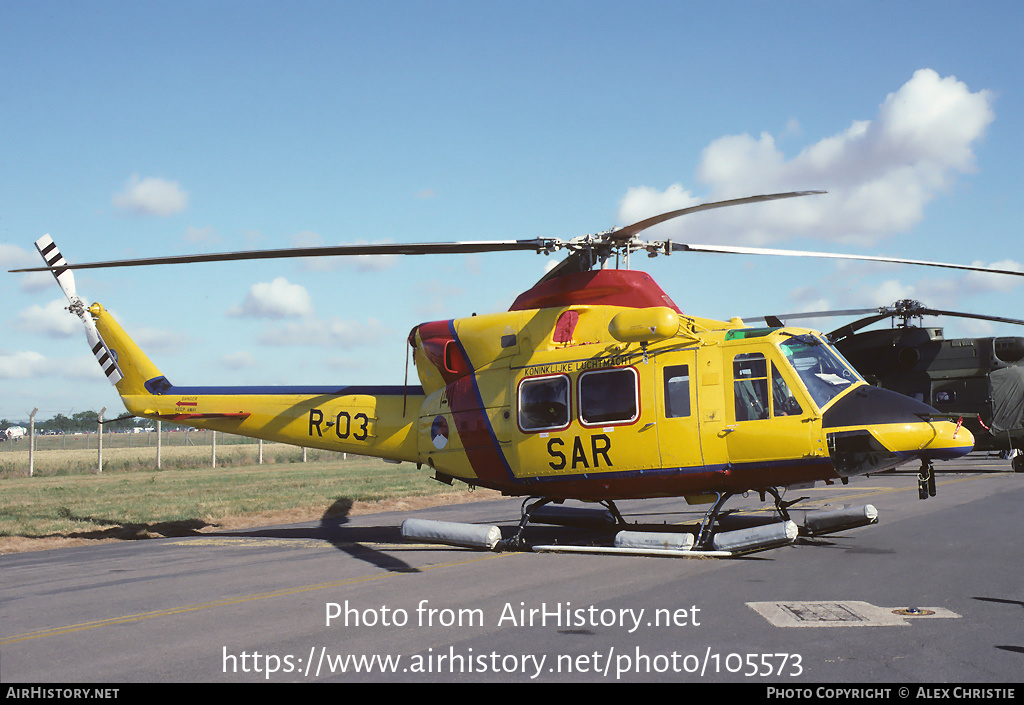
[143,376,423,397]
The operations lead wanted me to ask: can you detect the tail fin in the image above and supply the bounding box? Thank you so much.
[89,303,165,396]
[29,236,421,461]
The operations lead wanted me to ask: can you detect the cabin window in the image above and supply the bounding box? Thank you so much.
[734,353,769,421]
[518,375,570,431]
[579,367,639,425]
[663,365,691,418]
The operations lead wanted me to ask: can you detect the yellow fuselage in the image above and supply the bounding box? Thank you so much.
[92,269,972,501]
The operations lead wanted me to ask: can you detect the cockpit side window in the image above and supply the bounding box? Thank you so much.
[771,363,803,416]
[734,353,807,420]
[780,336,861,409]
[734,353,769,421]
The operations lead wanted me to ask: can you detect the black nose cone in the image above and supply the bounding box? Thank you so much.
[823,385,973,477]
[822,385,936,429]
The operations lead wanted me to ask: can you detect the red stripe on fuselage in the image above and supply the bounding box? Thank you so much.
[448,375,514,485]
[417,319,515,486]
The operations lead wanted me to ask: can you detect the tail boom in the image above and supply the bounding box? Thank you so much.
[118,389,423,462]
[91,302,423,462]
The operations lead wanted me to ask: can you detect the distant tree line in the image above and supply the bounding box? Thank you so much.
[0,412,155,434]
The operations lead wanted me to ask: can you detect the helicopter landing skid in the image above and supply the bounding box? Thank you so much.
[406,490,876,558]
[695,487,807,550]
[495,496,626,552]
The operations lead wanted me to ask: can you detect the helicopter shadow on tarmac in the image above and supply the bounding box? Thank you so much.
[203,497,423,573]
[201,497,810,568]
[196,497,606,572]
[972,598,1024,656]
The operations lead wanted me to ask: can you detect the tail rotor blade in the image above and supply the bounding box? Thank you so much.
[35,234,81,307]
[82,315,124,385]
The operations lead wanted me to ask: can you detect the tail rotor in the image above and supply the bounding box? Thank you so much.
[35,235,123,385]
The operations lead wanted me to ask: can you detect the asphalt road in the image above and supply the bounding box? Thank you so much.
[2,455,1022,686]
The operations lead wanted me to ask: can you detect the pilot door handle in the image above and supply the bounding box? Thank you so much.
[720,425,738,437]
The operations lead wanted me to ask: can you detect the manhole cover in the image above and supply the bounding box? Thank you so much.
[747,601,959,627]
[781,602,865,623]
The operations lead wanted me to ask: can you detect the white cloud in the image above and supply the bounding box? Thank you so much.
[221,351,257,369]
[130,326,184,350]
[0,351,100,380]
[243,229,267,247]
[183,226,220,247]
[257,317,389,348]
[112,174,188,216]
[291,230,322,248]
[884,259,1024,312]
[618,69,995,246]
[16,299,80,338]
[228,278,313,319]
[861,279,917,308]
[617,184,702,228]
[0,350,48,378]
[290,231,398,272]
[17,271,55,293]
[2,239,62,288]
[1,244,53,292]
[413,279,465,318]
[961,259,1024,294]
[782,257,1024,323]
[1,243,34,269]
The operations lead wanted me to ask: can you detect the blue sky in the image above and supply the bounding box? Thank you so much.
[3,1,1023,421]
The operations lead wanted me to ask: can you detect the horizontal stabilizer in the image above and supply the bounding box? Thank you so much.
[147,412,252,421]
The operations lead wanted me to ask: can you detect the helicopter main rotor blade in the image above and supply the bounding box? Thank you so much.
[613,191,825,240]
[535,191,828,285]
[9,238,556,273]
[743,308,881,325]
[759,300,1024,328]
[907,308,1024,327]
[669,242,1024,278]
[826,308,1024,343]
[827,314,895,342]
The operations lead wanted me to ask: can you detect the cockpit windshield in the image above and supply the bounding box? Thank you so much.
[779,334,862,409]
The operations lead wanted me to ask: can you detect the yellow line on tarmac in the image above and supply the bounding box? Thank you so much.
[814,471,1007,506]
[0,551,516,645]
[691,472,1006,518]
[779,472,1006,510]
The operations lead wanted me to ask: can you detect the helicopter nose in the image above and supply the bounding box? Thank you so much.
[823,385,974,477]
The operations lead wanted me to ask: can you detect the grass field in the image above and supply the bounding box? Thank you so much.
[1,435,339,475]
[0,436,497,554]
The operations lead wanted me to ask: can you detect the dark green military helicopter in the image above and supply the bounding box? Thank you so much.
[754,300,1024,474]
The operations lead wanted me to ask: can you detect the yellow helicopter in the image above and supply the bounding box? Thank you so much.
[16,192,1020,553]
